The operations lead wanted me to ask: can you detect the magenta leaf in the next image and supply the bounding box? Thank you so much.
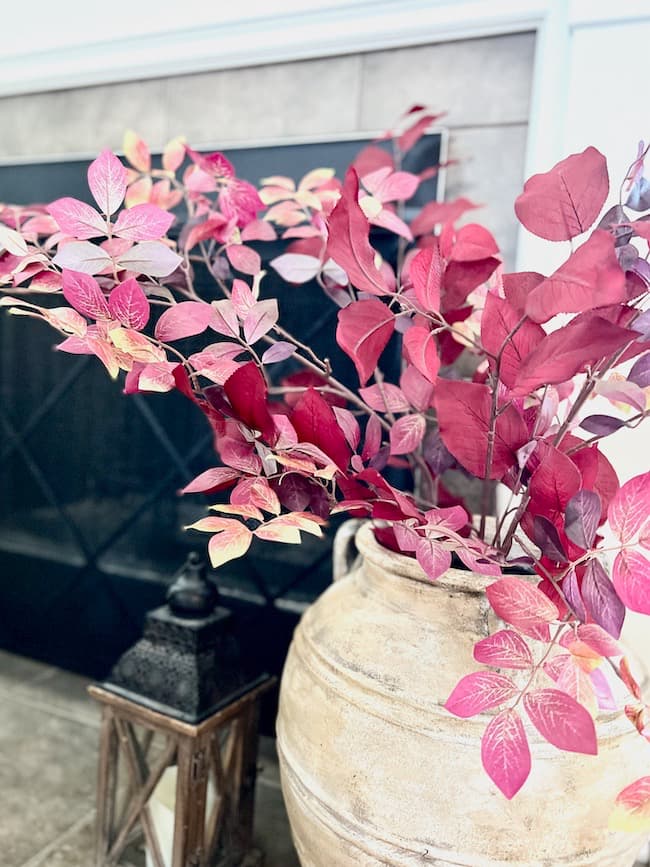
[108,278,150,330]
[400,365,434,411]
[532,515,567,563]
[243,299,278,344]
[224,362,277,445]
[47,197,106,240]
[629,353,650,388]
[112,204,174,241]
[481,709,531,799]
[445,671,517,719]
[486,577,559,641]
[580,415,625,436]
[117,241,182,277]
[480,292,545,388]
[435,380,528,479]
[589,668,618,712]
[415,537,451,581]
[359,383,409,413]
[563,568,587,622]
[361,414,382,461]
[514,146,608,241]
[525,231,625,324]
[389,414,425,455]
[473,630,533,670]
[456,546,502,577]
[582,558,625,639]
[612,549,650,615]
[411,197,479,236]
[261,342,296,364]
[291,387,351,472]
[87,149,127,216]
[336,298,395,386]
[450,223,499,262]
[403,325,440,383]
[62,270,109,319]
[154,301,215,341]
[564,490,601,549]
[326,168,389,296]
[53,241,112,275]
[179,467,240,495]
[410,245,442,313]
[608,471,650,544]
[523,688,597,754]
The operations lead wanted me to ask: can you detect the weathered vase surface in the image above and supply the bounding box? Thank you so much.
[277,522,648,866]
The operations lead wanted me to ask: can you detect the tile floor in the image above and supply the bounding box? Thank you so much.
[0,649,299,867]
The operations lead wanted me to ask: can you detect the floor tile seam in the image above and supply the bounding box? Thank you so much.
[16,807,96,867]
[0,690,100,729]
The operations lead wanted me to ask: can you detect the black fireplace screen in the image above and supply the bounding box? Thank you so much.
[0,133,444,687]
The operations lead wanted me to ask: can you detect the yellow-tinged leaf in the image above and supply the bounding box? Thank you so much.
[298,167,335,190]
[254,523,302,544]
[0,223,28,256]
[260,175,296,191]
[208,522,253,569]
[123,130,151,173]
[125,176,153,208]
[184,516,238,533]
[109,327,165,362]
[294,190,323,211]
[162,136,186,174]
[209,503,264,521]
[609,777,650,833]
[359,195,383,220]
[275,454,317,474]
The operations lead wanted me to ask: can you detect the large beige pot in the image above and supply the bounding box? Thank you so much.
[277,522,648,866]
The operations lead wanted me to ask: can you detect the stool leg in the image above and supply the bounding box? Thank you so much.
[172,738,209,867]
[95,708,118,867]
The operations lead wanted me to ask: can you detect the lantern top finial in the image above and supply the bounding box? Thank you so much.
[167,550,219,618]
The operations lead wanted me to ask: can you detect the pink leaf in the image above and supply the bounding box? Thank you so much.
[576,624,623,658]
[326,168,389,296]
[435,380,528,479]
[47,197,106,240]
[366,169,420,202]
[403,326,440,383]
[410,245,442,313]
[332,406,361,451]
[389,414,425,455]
[398,113,439,153]
[241,219,277,242]
[525,231,625,323]
[243,299,279,344]
[211,299,239,338]
[155,301,215,341]
[523,688,597,754]
[262,342,296,364]
[513,315,636,396]
[53,241,112,275]
[123,130,151,173]
[589,668,618,712]
[445,671,518,719]
[359,383,409,413]
[336,298,395,385]
[612,549,650,615]
[473,630,533,670]
[87,149,127,216]
[608,471,650,544]
[515,146,609,241]
[450,223,499,262]
[226,244,262,276]
[400,364,434,411]
[112,203,174,241]
[415,537,452,581]
[117,241,182,277]
[480,292,545,388]
[456,546,502,577]
[231,279,257,320]
[481,709,531,799]
[179,467,240,495]
[411,197,479,236]
[361,414,382,461]
[62,270,109,319]
[486,577,559,641]
[581,558,625,639]
[270,253,321,283]
[108,278,150,330]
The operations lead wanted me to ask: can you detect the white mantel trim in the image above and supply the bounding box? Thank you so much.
[2,0,547,98]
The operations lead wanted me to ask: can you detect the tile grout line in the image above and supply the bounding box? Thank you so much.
[17,808,96,867]
[0,686,100,729]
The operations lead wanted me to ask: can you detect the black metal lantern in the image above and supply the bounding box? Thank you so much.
[89,553,274,867]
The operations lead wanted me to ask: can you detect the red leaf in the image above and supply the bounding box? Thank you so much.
[515,146,609,241]
[480,292,545,388]
[613,549,650,615]
[403,325,440,383]
[582,558,625,638]
[179,467,240,495]
[291,387,351,472]
[87,149,127,216]
[502,271,544,314]
[326,168,389,296]
[415,538,451,581]
[389,414,425,455]
[512,315,636,396]
[435,380,528,479]
[450,224,499,262]
[481,709,531,799]
[529,443,581,513]
[443,257,500,310]
[108,278,150,330]
[399,364,434,411]
[411,197,479,236]
[154,301,214,341]
[608,471,650,544]
[62,270,109,319]
[486,577,559,641]
[47,197,106,240]
[410,244,442,313]
[112,203,174,241]
[336,298,395,385]
[445,671,517,718]
[223,362,277,444]
[523,688,597,754]
[473,629,533,670]
[525,231,625,323]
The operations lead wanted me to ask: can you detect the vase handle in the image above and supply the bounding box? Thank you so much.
[332,519,363,582]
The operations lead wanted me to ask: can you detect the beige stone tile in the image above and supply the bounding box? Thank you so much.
[165,54,361,146]
[444,123,529,269]
[6,666,100,729]
[359,32,536,131]
[0,649,55,688]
